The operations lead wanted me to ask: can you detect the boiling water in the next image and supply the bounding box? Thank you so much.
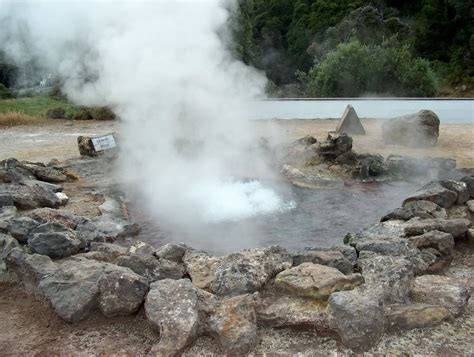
[130,180,418,254]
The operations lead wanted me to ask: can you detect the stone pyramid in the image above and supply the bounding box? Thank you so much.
[336,105,366,135]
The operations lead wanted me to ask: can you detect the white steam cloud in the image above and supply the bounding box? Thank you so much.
[0,0,292,223]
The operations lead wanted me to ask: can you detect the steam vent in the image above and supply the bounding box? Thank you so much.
[336,105,366,135]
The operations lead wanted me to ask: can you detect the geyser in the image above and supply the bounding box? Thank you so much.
[0,0,292,223]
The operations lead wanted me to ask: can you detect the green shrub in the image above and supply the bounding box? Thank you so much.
[0,83,13,99]
[303,40,439,97]
[90,106,116,121]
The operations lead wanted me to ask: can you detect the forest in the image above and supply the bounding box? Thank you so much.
[232,0,473,97]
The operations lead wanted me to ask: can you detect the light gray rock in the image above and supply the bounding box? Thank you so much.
[327,288,385,351]
[403,182,457,209]
[155,242,192,262]
[25,208,85,230]
[0,206,17,233]
[355,237,414,257]
[98,266,148,317]
[256,294,328,329]
[407,230,454,256]
[385,304,451,331]
[381,200,447,222]
[404,218,470,239]
[184,246,292,296]
[29,223,81,259]
[344,220,406,247]
[8,217,40,243]
[207,294,258,355]
[467,200,474,213]
[116,253,184,282]
[274,263,363,299]
[293,248,353,274]
[447,205,472,221]
[145,279,199,357]
[382,110,439,147]
[89,242,128,261]
[358,255,414,304]
[410,275,471,316]
[438,180,470,205]
[460,176,474,198]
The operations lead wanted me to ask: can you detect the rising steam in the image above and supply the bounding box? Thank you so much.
[0,0,292,223]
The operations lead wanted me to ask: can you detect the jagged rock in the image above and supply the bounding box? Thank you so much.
[28,223,81,258]
[77,136,97,157]
[319,132,353,160]
[327,288,385,351]
[410,275,471,316]
[358,255,414,304]
[293,248,353,274]
[354,237,414,257]
[89,242,128,261]
[438,180,470,205]
[24,208,85,229]
[403,182,458,209]
[0,158,36,183]
[207,294,258,354]
[116,253,184,282]
[0,206,17,233]
[6,248,57,292]
[344,220,406,247]
[274,263,363,299]
[145,279,199,356]
[467,200,474,213]
[460,176,474,198]
[385,304,451,331]
[21,179,63,193]
[75,220,106,247]
[447,205,472,221]
[0,194,14,207]
[381,200,447,222]
[155,242,191,262]
[256,294,328,329]
[407,230,454,256]
[336,105,366,135]
[382,110,440,147]
[27,165,68,183]
[333,245,357,266]
[0,233,20,259]
[127,240,155,255]
[7,217,40,243]
[404,218,470,239]
[185,246,292,296]
[98,266,148,317]
[0,184,62,209]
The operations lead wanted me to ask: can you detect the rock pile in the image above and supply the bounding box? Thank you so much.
[0,156,472,354]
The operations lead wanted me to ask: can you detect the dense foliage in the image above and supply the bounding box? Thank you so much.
[233,0,473,97]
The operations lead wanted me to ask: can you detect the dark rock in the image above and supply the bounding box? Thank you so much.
[0,158,36,183]
[115,253,184,282]
[460,175,474,198]
[0,183,62,209]
[0,194,14,207]
[145,279,199,356]
[274,263,363,299]
[297,135,317,146]
[382,110,440,147]
[403,182,458,209]
[355,237,414,257]
[8,217,40,243]
[385,304,451,331]
[293,248,353,274]
[438,180,470,204]
[410,275,470,317]
[29,222,81,258]
[98,266,148,317]
[24,208,84,229]
[327,288,385,351]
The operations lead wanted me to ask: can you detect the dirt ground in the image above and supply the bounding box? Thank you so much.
[0,118,473,356]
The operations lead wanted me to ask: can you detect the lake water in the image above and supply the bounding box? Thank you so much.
[250,99,474,124]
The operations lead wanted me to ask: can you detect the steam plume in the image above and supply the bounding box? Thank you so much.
[1,0,291,223]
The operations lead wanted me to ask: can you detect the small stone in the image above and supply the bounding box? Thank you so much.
[410,275,471,316]
[274,263,363,299]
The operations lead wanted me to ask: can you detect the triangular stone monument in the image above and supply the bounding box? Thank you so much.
[336,105,366,135]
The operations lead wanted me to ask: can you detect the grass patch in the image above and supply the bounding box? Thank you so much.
[0,96,79,118]
[0,111,50,127]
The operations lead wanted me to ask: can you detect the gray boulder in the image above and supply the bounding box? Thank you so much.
[145,279,199,356]
[98,266,148,317]
[404,218,470,239]
[381,200,447,222]
[354,237,414,257]
[382,110,440,147]
[403,182,458,209]
[407,230,454,256]
[274,263,363,299]
[8,217,40,243]
[327,288,385,351]
[28,223,81,258]
[460,175,474,198]
[0,194,14,207]
[0,183,63,209]
[89,242,128,261]
[155,242,191,262]
[0,206,17,233]
[438,180,470,204]
[116,253,184,282]
[410,275,470,316]
[293,248,353,274]
[447,204,472,221]
[25,208,85,229]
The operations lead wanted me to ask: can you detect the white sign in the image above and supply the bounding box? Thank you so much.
[91,134,117,151]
